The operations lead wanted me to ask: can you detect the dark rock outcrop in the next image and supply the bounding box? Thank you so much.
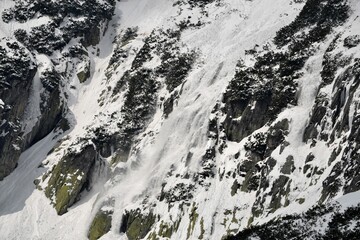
[26,68,65,147]
[223,0,349,143]
[120,209,157,240]
[4,0,115,55]
[226,203,360,240]
[0,40,37,180]
[0,0,116,181]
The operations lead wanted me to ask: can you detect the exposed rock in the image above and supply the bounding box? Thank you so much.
[25,68,65,147]
[281,155,295,175]
[224,99,270,142]
[268,175,291,212]
[244,133,268,160]
[320,162,343,203]
[120,209,157,240]
[159,182,194,203]
[131,39,154,71]
[6,0,115,55]
[112,68,158,164]
[106,28,138,78]
[77,62,91,83]
[157,51,196,92]
[163,91,178,118]
[305,153,315,163]
[120,27,139,46]
[265,119,289,157]
[45,145,97,215]
[231,180,241,196]
[88,209,113,240]
[303,102,327,142]
[226,203,360,240]
[187,203,199,239]
[0,0,114,181]
[0,40,37,180]
[82,25,101,48]
[158,220,178,238]
[1,0,360,239]
[342,112,360,194]
[344,35,360,48]
[178,0,217,8]
[223,0,349,144]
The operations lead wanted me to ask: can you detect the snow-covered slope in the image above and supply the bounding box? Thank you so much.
[0,0,360,239]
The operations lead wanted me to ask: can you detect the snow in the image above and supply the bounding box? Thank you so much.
[0,0,301,238]
[0,133,57,238]
[336,190,360,210]
[22,54,51,135]
[0,1,51,39]
[1,0,360,239]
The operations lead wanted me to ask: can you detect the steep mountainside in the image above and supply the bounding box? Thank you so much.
[0,0,360,239]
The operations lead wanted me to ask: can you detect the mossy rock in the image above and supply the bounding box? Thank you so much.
[187,203,199,239]
[158,221,173,238]
[120,209,157,240]
[199,218,205,239]
[149,218,182,240]
[88,210,113,240]
[44,145,97,215]
[77,60,91,83]
[77,70,90,83]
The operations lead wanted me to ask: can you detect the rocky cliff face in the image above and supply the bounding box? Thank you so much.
[0,39,36,180]
[0,0,360,239]
[0,0,114,180]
